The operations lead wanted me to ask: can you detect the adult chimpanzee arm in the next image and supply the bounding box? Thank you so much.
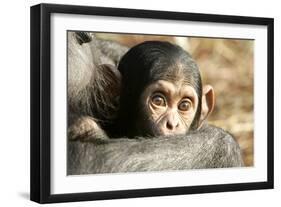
[67,125,244,175]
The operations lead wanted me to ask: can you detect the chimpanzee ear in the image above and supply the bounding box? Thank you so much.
[198,85,215,129]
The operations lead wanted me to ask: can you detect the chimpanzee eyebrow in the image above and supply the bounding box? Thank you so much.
[180,85,198,100]
[149,80,195,98]
[151,81,174,95]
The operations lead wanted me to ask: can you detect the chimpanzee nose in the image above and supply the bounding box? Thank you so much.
[166,118,179,130]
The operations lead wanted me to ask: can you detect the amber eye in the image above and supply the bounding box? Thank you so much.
[178,100,191,111]
[151,94,166,107]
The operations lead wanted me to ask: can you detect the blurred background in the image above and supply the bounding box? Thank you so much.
[96,33,254,166]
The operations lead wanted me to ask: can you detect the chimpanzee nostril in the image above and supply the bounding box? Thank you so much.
[166,121,173,130]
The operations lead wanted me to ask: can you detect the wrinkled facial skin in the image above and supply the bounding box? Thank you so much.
[137,80,199,136]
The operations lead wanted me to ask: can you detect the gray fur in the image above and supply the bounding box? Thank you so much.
[96,38,129,65]
[67,32,128,125]
[68,124,244,175]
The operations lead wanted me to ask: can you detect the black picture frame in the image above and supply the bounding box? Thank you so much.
[30,3,274,204]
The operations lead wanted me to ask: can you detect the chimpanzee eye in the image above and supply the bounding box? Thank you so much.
[178,100,191,111]
[151,94,166,107]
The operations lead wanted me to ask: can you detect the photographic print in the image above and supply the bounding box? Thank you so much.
[67,31,253,175]
[30,3,273,203]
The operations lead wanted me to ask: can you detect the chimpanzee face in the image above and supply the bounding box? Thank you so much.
[137,79,199,136]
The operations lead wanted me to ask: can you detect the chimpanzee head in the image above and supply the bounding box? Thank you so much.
[117,41,214,137]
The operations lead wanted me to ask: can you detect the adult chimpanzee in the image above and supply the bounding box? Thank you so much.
[67,32,243,175]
